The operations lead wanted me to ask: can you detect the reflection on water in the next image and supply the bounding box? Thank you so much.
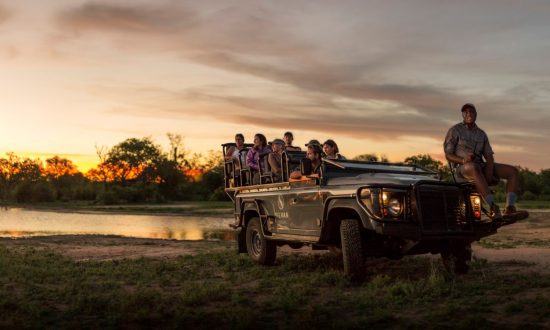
[0,208,235,241]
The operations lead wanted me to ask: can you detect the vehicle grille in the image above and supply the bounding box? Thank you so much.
[417,185,467,232]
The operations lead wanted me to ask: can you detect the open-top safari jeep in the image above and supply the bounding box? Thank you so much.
[222,143,521,278]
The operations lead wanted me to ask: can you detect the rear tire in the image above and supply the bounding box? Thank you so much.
[340,219,365,280]
[441,243,471,274]
[246,217,276,265]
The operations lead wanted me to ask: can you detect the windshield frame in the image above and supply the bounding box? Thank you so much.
[322,158,437,176]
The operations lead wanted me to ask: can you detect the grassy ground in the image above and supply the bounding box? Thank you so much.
[5,201,233,216]
[1,241,549,329]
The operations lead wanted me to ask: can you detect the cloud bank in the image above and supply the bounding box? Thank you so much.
[27,1,550,166]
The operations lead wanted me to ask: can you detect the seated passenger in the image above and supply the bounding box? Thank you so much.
[246,133,271,184]
[225,133,247,167]
[284,131,302,151]
[323,139,346,160]
[290,144,323,180]
[305,139,325,157]
[268,139,285,181]
[305,139,321,148]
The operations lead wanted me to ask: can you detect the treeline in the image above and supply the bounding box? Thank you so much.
[1,140,548,205]
[0,135,226,204]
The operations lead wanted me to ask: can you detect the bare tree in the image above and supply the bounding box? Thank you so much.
[167,133,188,167]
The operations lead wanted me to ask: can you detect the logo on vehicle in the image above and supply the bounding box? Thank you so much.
[277,195,285,210]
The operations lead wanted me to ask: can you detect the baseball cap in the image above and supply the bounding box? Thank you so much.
[461,103,477,112]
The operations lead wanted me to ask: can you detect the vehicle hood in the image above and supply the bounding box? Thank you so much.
[326,172,440,187]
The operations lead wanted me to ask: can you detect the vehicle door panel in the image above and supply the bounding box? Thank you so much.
[288,185,323,235]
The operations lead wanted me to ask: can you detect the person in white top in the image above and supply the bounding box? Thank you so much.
[225,133,247,168]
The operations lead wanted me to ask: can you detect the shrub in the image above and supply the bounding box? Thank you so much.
[14,180,55,203]
[97,190,119,205]
[209,187,229,201]
[521,191,536,201]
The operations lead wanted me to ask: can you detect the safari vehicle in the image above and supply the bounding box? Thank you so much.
[222,143,520,278]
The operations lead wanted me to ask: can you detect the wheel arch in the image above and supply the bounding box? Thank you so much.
[320,205,363,245]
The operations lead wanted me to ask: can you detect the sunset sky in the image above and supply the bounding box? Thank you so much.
[1,0,549,171]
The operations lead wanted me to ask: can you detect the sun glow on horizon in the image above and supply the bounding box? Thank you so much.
[1,1,549,170]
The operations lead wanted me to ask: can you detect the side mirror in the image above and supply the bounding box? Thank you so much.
[300,158,312,176]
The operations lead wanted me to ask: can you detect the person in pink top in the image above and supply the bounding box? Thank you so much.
[246,133,271,183]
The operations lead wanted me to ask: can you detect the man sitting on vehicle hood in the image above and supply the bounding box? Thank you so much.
[444,103,528,220]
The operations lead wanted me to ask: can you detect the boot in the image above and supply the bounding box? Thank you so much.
[503,205,529,221]
[489,203,502,221]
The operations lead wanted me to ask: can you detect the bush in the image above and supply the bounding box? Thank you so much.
[98,184,164,204]
[73,184,98,201]
[14,180,55,203]
[97,190,119,205]
[521,191,536,201]
[209,187,229,201]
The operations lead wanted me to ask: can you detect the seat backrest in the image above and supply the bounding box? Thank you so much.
[259,153,271,174]
[235,148,250,169]
[285,151,307,172]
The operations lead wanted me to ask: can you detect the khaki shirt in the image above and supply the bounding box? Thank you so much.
[444,122,494,164]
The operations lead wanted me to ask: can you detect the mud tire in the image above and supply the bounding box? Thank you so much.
[340,219,365,280]
[246,217,276,265]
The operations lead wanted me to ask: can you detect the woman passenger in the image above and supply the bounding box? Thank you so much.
[323,139,346,160]
[246,133,271,183]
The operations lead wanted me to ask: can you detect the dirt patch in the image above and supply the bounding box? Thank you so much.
[0,235,235,261]
[472,246,550,273]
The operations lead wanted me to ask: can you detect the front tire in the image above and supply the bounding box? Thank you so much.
[246,217,276,265]
[340,219,365,279]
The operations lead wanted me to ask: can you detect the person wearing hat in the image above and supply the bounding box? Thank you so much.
[305,139,322,147]
[444,103,527,220]
[268,139,285,181]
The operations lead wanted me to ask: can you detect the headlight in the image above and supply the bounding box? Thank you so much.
[358,188,406,220]
[387,198,402,217]
[381,191,404,218]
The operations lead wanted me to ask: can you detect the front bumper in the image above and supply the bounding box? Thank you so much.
[357,180,503,241]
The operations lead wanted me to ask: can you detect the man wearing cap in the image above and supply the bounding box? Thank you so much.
[268,139,285,181]
[444,103,526,220]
